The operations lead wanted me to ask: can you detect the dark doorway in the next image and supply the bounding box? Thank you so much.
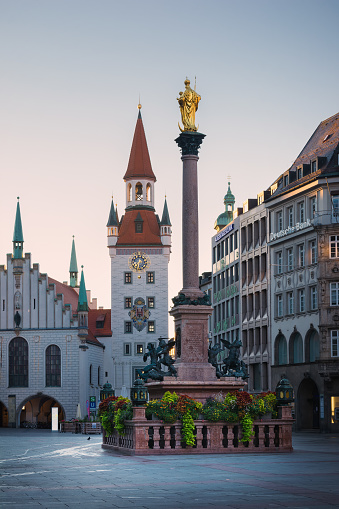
[297,378,320,430]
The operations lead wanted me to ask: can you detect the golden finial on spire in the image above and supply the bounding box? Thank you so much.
[138,94,142,110]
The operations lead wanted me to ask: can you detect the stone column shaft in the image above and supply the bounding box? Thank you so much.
[182,154,199,294]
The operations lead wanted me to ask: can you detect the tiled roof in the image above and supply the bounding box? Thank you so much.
[48,277,79,314]
[123,112,156,181]
[88,308,112,338]
[270,112,339,199]
[117,209,162,246]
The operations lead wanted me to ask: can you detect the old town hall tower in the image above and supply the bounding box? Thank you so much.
[107,106,171,394]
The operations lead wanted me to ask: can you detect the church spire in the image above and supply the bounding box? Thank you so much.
[123,106,156,182]
[77,266,88,312]
[13,197,24,259]
[69,236,78,287]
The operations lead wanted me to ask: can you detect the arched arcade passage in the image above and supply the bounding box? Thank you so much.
[18,395,65,428]
[297,378,320,430]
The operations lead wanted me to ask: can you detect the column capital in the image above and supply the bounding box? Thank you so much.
[175,131,206,156]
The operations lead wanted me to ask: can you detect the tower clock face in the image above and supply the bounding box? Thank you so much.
[128,252,150,272]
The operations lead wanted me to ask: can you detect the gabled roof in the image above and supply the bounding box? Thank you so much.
[117,209,162,246]
[107,199,118,227]
[48,277,79,313]
[123,111,156,182]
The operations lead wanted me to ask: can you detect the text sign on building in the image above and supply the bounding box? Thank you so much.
[215,223,234,242]
[269,219,312,242]
[89,396,96,410]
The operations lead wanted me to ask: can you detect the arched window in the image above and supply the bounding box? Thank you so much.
[46,345,61,387]
[275,334,287,365]
[127,183,132,202]
[146,183,151,201]
[309,330,320,362]
[290,333,303,364]
[135,182,143,201]
[98,366,101,385]
[90,364,93,385]
[9,337,28,387]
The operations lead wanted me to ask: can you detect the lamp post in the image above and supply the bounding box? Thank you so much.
[276,375,294,406]
[130,379,148,407]
[100,382,115,401]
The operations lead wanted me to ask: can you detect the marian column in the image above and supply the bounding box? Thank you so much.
[169,79,216,383]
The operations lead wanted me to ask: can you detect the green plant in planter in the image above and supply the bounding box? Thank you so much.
[98,396,132,436]
[145,392,202,446]
[240,413,254,443]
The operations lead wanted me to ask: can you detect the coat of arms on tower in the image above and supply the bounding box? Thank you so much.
[129,297,150,331]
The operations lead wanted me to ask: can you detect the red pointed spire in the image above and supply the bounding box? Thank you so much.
[123,109,156,182]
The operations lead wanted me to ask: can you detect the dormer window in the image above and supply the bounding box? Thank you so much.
[311,160,317,173]
[284,175,288,187]
[96,314,106,329]
[135,212,144,233]
[297,167,302,180]
[136,183,143,201]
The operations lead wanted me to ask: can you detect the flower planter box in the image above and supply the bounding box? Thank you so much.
[102,406,293,455]
[81,422,102,434]
[60,422,81,433]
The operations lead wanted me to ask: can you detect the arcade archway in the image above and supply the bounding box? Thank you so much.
[19,395,65,428]
[297,378,319,430]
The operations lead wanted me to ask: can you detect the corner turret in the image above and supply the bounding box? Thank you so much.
[78,266,88,328]
[160,196,172,261]
[13,197,24,259]
[107,198,118,258]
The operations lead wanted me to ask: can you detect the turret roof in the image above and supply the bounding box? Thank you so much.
[160,197,171,226]
[69,237,78,273]
[77,267,89,312]
[123,110,156,182]
[13,198,24,242]
[107,199,118,226]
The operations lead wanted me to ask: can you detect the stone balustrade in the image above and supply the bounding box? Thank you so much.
[102,406,293,455]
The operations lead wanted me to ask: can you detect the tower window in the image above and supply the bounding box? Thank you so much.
[148,321,155,333]
[146,183,151,201]
[125,297,132,308]
[124,272,132,284]
[136,182,143,201]
[124,343,131,355]
[135,221,143,233]
[147,297,155,308]
[125,321,132,333]
[147,272,155,284]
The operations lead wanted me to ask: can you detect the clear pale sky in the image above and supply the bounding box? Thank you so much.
[1,1,339,332]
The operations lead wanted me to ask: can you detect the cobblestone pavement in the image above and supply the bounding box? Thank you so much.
[0,429,338,509]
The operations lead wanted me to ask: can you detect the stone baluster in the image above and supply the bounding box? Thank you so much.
[195,423,204,449]
[164,425,172,450]
[153,424,161,450]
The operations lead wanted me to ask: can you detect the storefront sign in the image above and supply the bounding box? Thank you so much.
[269,219,312,242]
[215,223,234,242]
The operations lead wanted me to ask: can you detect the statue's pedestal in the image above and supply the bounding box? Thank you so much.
[146,304,246,403]
[146,378,246,403]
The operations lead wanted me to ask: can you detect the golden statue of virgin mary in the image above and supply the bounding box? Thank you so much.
[177,78,201,132]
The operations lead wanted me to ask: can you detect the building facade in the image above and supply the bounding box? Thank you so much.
[0,200,109,427]
[107,107,171,395]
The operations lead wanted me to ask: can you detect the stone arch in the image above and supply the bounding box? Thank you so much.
[305,328,320,362]
[274,333,287,365]
[18,394,66,428]
[297,377,319,430]
[289,331,303,364]
[135,182,143,201]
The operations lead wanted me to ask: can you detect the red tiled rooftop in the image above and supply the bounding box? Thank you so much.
[117,209,162,246]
